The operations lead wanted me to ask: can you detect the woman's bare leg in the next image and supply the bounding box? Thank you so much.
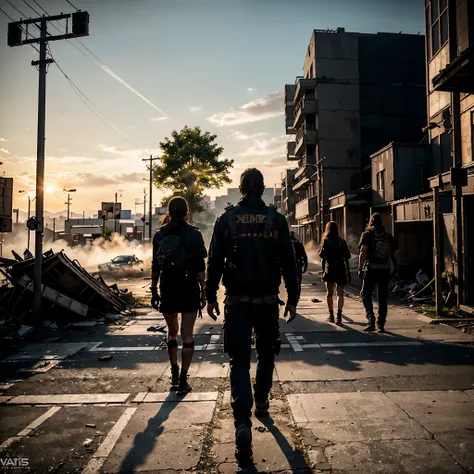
[326,282,335,311]
[337,284,345,311]
[180,311,198,373]
[164,313,179,366]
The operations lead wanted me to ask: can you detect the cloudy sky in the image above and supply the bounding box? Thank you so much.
[0,0,424,215]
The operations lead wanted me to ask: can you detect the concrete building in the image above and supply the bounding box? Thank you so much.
[213,187,275,216]
[424,0,474,311]
[284,28,426,244]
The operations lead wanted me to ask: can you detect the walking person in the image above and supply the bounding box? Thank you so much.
[290,231,308,300]
[358,212,399,333]
[150,197,207,394]
[318,221,351,325]
[205,168,299,466]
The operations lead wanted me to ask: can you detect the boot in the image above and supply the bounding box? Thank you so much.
[327,309,335,323]
[377,318,386,333]
[170,365,180,388]
[176,371,192,395]
[363,315,376,332]
[235,424,253,466]
[254,398,269,418]
[336,309,343,325]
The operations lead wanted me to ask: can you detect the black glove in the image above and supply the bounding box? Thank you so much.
[151,287,160,311]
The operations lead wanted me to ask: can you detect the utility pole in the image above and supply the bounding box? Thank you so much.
[27,196,31,251]
[53,217,56,242]
[7,10,89,322]
[142,155,159,242]
[142,189,147,243]
[114,192,118,234]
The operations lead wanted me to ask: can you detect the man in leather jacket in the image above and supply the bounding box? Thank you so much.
[205,168,299,466]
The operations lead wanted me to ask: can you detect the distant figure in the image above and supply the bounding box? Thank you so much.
[318,221,351,325]
[358,213,399,333]
[205,168,298,466]
[150,197,207,394]
[290,231,308,299]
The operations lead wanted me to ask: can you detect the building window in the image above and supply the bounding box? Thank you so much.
[377,170,386,200]
[427,0,449,58]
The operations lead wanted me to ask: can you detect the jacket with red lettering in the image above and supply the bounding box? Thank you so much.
[205,195,299,306]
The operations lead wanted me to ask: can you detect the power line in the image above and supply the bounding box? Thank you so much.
[5,0,28,18]
[65,0,79,12]
[53,56,149,154]
[31,0,48,15]
[22,0,42,17]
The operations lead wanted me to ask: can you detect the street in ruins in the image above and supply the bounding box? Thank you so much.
[1,265,473,474]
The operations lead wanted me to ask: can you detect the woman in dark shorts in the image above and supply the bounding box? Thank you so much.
[150,197,207,394]
[318,221,351,325]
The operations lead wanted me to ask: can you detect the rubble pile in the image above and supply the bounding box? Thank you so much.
[0,249,127,326]
[391,269,435,304]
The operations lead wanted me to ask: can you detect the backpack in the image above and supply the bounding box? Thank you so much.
[157,232,189,273]
[370,231,392,265]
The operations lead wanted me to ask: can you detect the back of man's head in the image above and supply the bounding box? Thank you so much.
[239,168,265,197]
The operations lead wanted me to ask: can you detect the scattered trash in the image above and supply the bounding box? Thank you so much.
[98,355,113,361]
[86,424,96,428]
[312,298,322,303]
[147,325,166,333]
[17,325,34,337]
[255,426,266,433]
[105,314,122,321]
[82,438,93,448]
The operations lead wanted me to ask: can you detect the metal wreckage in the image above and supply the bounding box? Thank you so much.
[0,249,130,326]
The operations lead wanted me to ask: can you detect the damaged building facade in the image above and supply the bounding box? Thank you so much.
[283,28,426,246]
[425,0,474,311]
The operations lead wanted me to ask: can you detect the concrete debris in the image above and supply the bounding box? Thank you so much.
[82,438,93,448]
[99,355,113,361]
[147,325,166,332]
[104,313,122,320]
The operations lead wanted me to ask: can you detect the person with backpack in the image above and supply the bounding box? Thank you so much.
[318,221,351,325]
[205,168,299,466]
[358,212,399,333]
[290,231,308,300]
[150,197,207,394]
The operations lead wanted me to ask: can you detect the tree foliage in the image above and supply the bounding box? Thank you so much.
[153,126,233,218]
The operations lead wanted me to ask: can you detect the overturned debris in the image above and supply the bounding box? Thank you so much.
[0,249,127,324]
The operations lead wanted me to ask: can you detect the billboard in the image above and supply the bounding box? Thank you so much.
[120,210,132,219]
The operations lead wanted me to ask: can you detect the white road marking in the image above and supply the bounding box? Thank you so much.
[142,391,219,403]
[0,406,61,450]
[7,393,130,405]
[91,346,155,352]
[286,333,304,352]
[81,407,137,474]
[132,392,147,403]
[318,341,423,348]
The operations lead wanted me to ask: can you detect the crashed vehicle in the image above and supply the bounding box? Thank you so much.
[98,255,144,273]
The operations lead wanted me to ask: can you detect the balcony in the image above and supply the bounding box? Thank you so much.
[285,84,297,105]
[294,164,316,181]
[293,97,317,129]
[432,44,474,94]
[295,196,318,220]
[294,78,317,103]
[295,123,318,157]
[287,141,297,161]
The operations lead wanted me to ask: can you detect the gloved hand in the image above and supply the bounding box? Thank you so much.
[199,289,206,310]
[151,287,160,311]
[284,303,297,324]
[207,301,220,321]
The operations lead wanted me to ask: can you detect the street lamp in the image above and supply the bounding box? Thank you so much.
[114,190,123,234]
[63,188,77,220]
[19,190,36,251]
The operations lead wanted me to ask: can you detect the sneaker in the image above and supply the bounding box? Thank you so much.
[235,424,253,466]
[176,375,192,395]
[254,399,269,418]
[363,323,376,332]
[170,365,180,387]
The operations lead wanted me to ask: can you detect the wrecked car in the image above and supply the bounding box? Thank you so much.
[98,255,144,273]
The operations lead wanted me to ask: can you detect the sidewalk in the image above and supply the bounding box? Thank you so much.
[0,272,473,473]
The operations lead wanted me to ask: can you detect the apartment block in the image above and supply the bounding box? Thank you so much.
[425,0,474,310]
[284,28,426,244]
